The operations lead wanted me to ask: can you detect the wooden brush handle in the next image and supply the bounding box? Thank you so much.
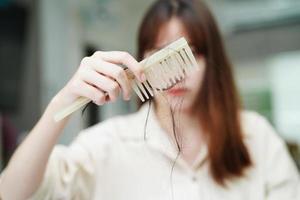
[54,68,136,122]
[54,96,91,122]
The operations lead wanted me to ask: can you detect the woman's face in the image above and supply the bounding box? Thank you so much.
[145,17,206,113]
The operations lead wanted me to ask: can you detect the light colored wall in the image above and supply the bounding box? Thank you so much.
[39,0,85,144]
[269,51,300,143]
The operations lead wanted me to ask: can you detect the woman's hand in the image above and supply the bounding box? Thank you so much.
[58,51,145,106]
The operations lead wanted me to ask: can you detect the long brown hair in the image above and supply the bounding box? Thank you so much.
[137,0,252,186]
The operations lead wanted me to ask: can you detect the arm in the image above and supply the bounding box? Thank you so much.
[0,51,145,200]
[0,93,72,200]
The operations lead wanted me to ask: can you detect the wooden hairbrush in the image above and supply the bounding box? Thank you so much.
[54,37,199,122]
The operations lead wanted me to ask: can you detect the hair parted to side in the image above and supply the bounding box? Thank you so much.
[137,0,252,186]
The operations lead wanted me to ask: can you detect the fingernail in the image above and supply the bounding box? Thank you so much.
[140,73,146,82]
[124,94,131,101]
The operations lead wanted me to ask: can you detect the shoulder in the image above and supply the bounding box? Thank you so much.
[239,110,287,165]
[240,110,272,133]
[241,112,300,197]
[240,110,284,146]
[240,110,292,168]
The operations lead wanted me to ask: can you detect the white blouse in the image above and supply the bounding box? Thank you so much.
[28,104,299,200]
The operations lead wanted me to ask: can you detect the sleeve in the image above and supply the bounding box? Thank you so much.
[29,120,115,200]
[259,117,300,200]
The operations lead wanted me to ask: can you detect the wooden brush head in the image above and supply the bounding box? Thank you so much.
[129,37,199,102]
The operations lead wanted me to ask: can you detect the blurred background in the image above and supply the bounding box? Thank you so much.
[0,0,300,171]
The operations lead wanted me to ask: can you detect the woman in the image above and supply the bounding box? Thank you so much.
[1,0,299,199]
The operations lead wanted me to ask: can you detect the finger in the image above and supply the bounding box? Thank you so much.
[71,80,105,105]
[83,57,132,100]
[81,69,121,102]
[92,51,146,82]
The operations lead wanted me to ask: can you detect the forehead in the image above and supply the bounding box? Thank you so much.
[155,17,191,49]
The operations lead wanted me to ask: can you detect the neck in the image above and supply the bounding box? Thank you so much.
[153,101,203,140]
[153,100,205,167]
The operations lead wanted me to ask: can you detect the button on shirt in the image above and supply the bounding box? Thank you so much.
[28,104,299,200]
